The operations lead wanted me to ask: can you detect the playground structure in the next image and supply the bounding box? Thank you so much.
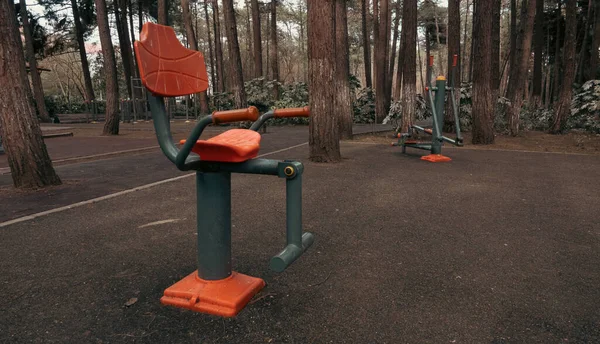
[393,55,463,162]
[134,22,313,317]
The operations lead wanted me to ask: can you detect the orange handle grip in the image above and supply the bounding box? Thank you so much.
[453,54,458,67]
[212,106,259,124]
[273,106,310,118]
[429,55,434,67]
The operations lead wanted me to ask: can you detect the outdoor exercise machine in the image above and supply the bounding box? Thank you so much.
[393,55,463,162]
[134,22,313,317]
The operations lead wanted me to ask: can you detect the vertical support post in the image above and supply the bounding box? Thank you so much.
[286,173,302,247]
[431,77,446,154]
[196,172,232,280]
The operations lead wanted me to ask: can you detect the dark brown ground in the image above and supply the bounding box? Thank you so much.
[1,128,599,343]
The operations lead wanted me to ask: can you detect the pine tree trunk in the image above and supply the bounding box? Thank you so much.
[362,0,372,88]
[114,0,134,98]
[444,0,460,133]
[213,2,225,93]
[394,13,406,100]
[307,0,340,162]
[491,0,501,116]
[509,0,517,90]
[506,0,536,136]
[387,1,401,102]
[222,0,247,108]
[158,0,168,24]
[336,0,353,140]
[374,0,390,122]
[461,0,470,81]
[95,0,120,135]
[471,0,495,144]
[551,0,562,103]
[203,1,216,93]
[550,0,576,133]
[400,0,417,133]
[70,0,95,102]
[270,0,280,99]
[0,0,61,188]
[587,0,600,81]
[182,0,209,114]
[251,0,263,77]
[531,0,544,107]
[19,0,51,123]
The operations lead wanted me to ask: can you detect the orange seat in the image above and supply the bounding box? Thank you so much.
[180,129,261,163]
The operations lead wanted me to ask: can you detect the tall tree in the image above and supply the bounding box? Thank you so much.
[270,0,280,99]
[550,0,576,133]
[491,0,501,109]
[394,13,406,99]
[506,0,536,136]
[158,0,168,24]
[361,0,372,88]
[70,0,95,103]
[399,0,416,133]
[386,0,401,103]
[94,0,120,135]
[18,0,51,123]
[213,1,225,92]
[551,0,562,102]
[508,0,517,95]
[461,0,470,81]
[444,0,460,132]
[114,0,134,98]
[203,1,216,93]
[336,0,353,139]
[251,0,263,77]
[222,0,248,108]
[0,0,61,188]
[307,0,340,162]
[471,0,495,144]
[531,0,544,107]
[576,0,593,84]
[374,0,390,122]
[587,0,600,81]
[182,0,209,114]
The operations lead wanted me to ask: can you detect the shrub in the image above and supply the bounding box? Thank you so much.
[568,80,600,133]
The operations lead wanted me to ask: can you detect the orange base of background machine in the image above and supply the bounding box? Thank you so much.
[421,154,452,163]
[160,271,266,317]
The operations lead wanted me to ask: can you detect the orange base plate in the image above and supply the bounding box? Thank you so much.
[421,154,452,162]
[160,271,265,317]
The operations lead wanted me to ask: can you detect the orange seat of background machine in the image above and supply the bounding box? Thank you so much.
[180,129,261,163]
[421,154,452,163]
[134,22,209,97]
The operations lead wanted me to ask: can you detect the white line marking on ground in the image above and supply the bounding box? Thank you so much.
[0,142,308,228]
[138,218,184,228]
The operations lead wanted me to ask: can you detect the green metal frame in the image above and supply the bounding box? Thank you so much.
[394,57,463,156]
[148,94,313,280]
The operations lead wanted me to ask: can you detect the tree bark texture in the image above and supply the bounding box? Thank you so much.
[158,0,168,25]
[491,0,501,116]
[509,0,517,90]
[222,0,247,108]
[576,0,593,84]
[251,0,263,77]
[394,14,406,99]
[444,0,460,132]
[270,0,280,99]
[336,0,353,140]
[0,0,61,188]
[95,0,120,135]
[374,0,390,122]
[70,0,95,102]
[213,1,225,92]
[362,0,372,88]
[551,0,562,103]
[551,0,576,133]
[461,0,470,81]
[307,0,340,162]
[19,0,51,122]
[400,0,416,133]
[531,0,544,107]
[471,0,495,144]
[506,0,536,136]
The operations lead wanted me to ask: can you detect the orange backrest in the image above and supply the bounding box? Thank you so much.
[134,23,209,97]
